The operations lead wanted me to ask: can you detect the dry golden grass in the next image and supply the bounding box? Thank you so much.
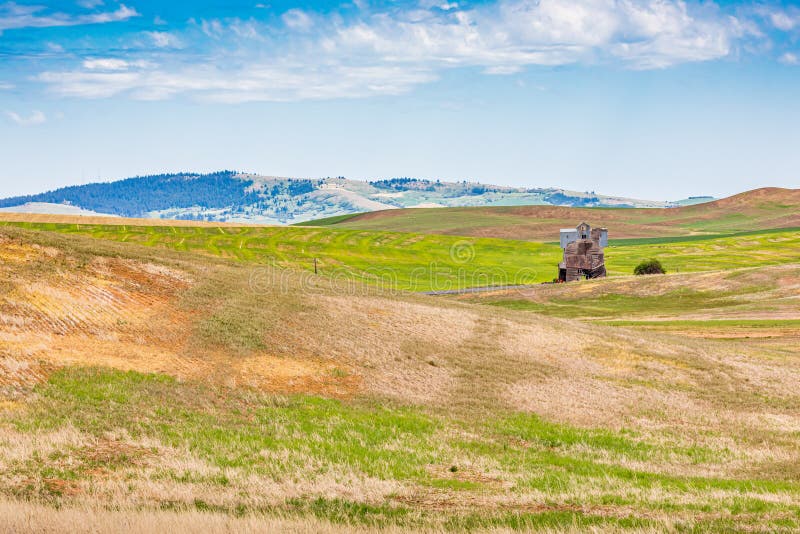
[467,263,799,307]
[0,499,401,534]
[463,263,800,351]
[0,498,678,534]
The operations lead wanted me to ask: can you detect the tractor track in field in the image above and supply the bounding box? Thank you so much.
[0,235,195,396]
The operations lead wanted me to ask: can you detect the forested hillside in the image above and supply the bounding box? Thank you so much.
[0,172,696,224]
[0,172,256,218]
[0,172,318,222]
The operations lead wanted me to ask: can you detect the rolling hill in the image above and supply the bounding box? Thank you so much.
[1,222,799,531]
[302,187,800,240]
[1,218,798,290]
[0,171,705,225]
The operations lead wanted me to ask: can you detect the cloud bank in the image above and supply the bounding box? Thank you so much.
[0,3,138,32]
[16,0,798,102]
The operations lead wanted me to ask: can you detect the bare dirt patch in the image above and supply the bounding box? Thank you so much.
[0,237,357,398]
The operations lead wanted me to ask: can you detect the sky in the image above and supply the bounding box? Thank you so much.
[0,0,799,201]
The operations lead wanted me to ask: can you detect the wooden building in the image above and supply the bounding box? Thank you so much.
[557,222,607,282]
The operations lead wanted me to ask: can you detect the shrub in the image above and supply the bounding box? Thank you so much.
[634,259,666,275]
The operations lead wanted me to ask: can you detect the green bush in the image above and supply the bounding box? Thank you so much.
[634,259,666,275]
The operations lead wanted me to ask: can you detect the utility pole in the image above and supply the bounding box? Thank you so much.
[314,258,318,275]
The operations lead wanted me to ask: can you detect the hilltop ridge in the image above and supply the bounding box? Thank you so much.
[696,186,800,209]
[303,187,800,240]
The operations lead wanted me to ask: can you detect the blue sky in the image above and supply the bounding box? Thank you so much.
[1,0,798,200]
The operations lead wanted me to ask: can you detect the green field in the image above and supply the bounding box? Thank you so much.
[1,221,798,292]
[606,226,800,246]
[605,229,800,275]
[600,319,800,331]
[0,221,560,291]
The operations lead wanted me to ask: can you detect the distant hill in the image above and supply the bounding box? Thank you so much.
[300,187,800,240]
[0,171,703,224]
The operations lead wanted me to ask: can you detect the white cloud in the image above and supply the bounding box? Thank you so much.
[146,31,182,48]
[0,81,14,90]
[35,0,762,102]
[80,58,152,71]
[83,58,131,70]
[78,0,105,8]
[329,0,740,71]
[282,9,313,31]
[39,61,436,102]
[200,18,224,38]
[779,52,799,65]
[46,42,65,53]
[80,4,137,24]
[419,0,459,10]
[769,10,799,31]
[197,17,262,40]
[230,19,262,39]
[0,3,138,31]
[609,0,737,69]
[5,110,46,126]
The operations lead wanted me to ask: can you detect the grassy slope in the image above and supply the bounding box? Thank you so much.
[0,221,560,290]
[463,262,800,347]
[0,222,800,531]
[9,366,800,532]
[1,225,800,531]
[1,221,798,292]
[309,187,800,240]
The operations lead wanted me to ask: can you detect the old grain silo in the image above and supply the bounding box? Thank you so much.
[557,222,608,282]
